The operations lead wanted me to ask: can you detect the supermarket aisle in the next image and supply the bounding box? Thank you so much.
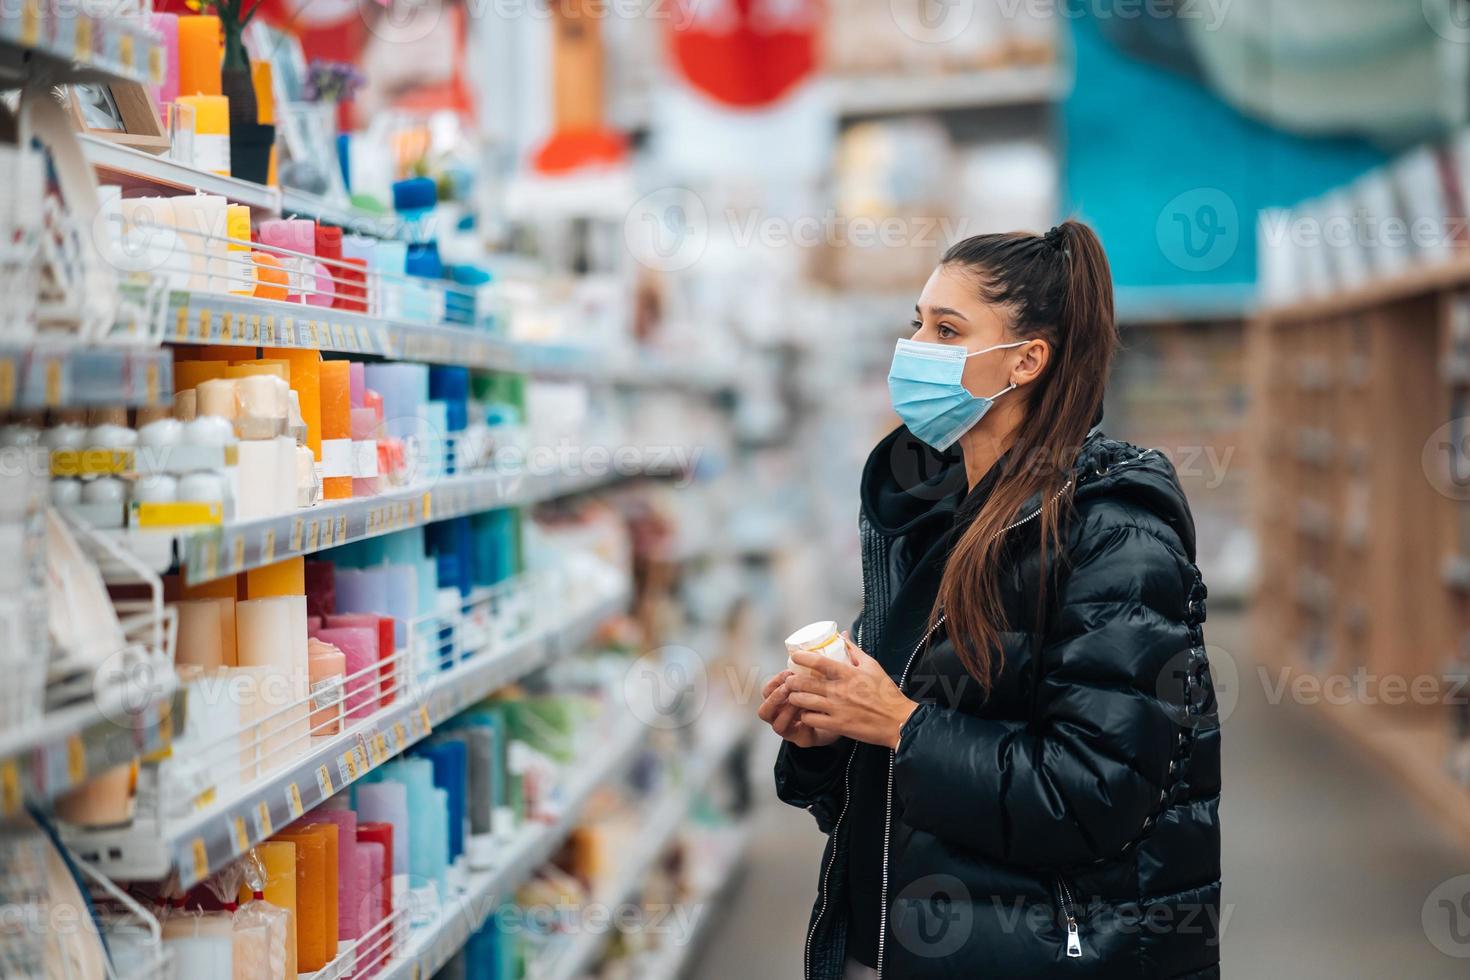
[694,611,1468,979]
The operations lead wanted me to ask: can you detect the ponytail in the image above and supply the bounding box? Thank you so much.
[934,220,1118,688]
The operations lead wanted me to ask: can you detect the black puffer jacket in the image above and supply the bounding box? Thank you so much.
[776,427,1221,979]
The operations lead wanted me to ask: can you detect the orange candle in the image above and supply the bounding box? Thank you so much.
[252,253,288,300]
[176,15,222,97]
[263,349,323,462]
[274,826,333,972]
[320,361,351,500]
[248,839,298,978]
[251,60,275,125]
[245,556,305,599]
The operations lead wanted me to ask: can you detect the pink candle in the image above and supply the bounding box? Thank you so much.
[150,14,180,112]
[324,614,397,706]
[308,626,377,720]
[355,841,386,975]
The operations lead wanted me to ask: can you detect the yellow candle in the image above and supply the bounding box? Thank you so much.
[178,94,230,176]
[245,557,305,599]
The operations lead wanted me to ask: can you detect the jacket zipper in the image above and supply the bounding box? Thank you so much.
[804,746,858,980]
[1056,878,1083,958]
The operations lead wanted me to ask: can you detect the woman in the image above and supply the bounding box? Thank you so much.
[759,222,1220,979]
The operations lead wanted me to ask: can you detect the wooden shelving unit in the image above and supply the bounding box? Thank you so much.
[1250,256,1470,850]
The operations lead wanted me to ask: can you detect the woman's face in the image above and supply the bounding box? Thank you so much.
[911,264,1021,401]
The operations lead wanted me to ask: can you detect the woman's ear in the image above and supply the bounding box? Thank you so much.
[1010,339,1051,388]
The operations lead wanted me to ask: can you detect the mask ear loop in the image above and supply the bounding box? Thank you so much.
[963,340,1031,358]
[987,382,1018,400]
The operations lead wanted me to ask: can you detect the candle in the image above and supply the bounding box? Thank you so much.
[175,596,235,668]
[320,360,351,500]
[236,595,310,769]
[354,783,409,876]
[245,556,305,599]
[356,822,394,928]
[195,378,238,419]
[305,561,336,619]
[257,219,315,301]
[309,626,376,721]
[178,94,230,177]
[417,739,467,862]
[162,913,234,975]
[167,193,227,290]
[234,438,280,520]
[355,840,386,967]
[251,60,275,125]
[274,826,334,972]
[263,348,322,462]
[323,613,396,706]
[226,204,253,295]
[149,13,180,111]
[252,252,288,300]
[306,638,344,736]
[176,15,222,97]
[300,808,358,942]
[334,567,389,617]
[252,840,298,978]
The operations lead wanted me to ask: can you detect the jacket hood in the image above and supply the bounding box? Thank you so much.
[860,425,1197,561]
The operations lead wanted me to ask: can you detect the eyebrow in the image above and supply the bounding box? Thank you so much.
[916,304,970,322]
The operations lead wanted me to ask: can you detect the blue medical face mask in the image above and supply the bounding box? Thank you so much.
[887,337,1028,451]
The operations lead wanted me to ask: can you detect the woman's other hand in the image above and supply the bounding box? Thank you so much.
[759,670,841,748]
[787,635,919,750]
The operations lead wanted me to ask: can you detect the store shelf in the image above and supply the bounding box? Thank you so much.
[157,464,663,586]
[828,65,1065,117]
[0,343,174,410]
[81,136,282,214]
[1257,256,1470,325]
[640,826,750,980]
[531,713,754,980]
[281,189,394,238]
[64,570,632,884]
[0,680,182,818]
[375,715,651,980]
[0,2,162,87]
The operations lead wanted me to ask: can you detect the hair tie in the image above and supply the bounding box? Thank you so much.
[1043,225,1070,259]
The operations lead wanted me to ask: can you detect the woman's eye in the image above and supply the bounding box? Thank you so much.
[937,325,957,339]
[909,320,922,333]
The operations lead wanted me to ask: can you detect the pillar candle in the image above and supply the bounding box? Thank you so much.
[163,914,234,975]
[176,15,222,97]
[355,841,386,968]
[174,359,229,395]
[149,13,180,111]
[434,729,496,835]
[252,252,288,300]
[175,599,223,670]
[348,363,366,407]
[323,613,396,706]
[226,204,254,295]
[257,219,315,301]
[231,908,270,980]
[381,564,417,653]
[308,626,376,721]
[276,435,300,513]
[235,438,280,521]
[307,638,345,736]
[167,193,226,290]
[236,596,309,769]
[334,567,389,617]
[320,361,351,500]
[178,94,230,177]
[356,823,393,928]
[305,561,336,619]
[262,348,322,462]
[417,740,467,862]
[370,760,441,889]
[223,665,268,783]
[301,809,358,942]
[251,60,275,125]
[274,827,332,972]
[252,840,298,978]
[245,556,305,599]
[354,784,408,876]
[196,378,238,419]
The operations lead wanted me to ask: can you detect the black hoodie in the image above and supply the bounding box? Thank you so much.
[776,427,1221,980]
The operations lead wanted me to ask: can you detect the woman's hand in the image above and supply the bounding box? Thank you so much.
[787,636,919,750]
[758,670,841,748]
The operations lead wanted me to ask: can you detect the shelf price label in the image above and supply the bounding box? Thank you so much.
[253,801,273,839]
[1,759,20,815]
[285,782,304,819]
[315,764,334,798]
[374,731,390,764]
[392,722,408,752]
[306,519,320,552]
[335,516,347,544]
[119,33,134,72]
[20,0,40,46]
[43,359,62,407]
[189,838,209,885]
[148,39,164,84]
[230,535,246,572]
[246,315,261,343]
[175,305,190,340]
[66,735,86,785]
[418,704,432,736]
[230,815,249,854]
[219,311,234,341]
[199,308,212,339]
[290,517,305,552]
[74,15,93,62]
[262,528,276,564]
[0,359,14,409]
[338,750,358,785]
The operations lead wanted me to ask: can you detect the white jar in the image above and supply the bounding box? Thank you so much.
[785,620,850,674]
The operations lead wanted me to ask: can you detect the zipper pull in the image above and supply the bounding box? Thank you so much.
[1065,917,1082,958]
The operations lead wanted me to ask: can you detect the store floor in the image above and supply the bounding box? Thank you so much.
[692,611,1468,978]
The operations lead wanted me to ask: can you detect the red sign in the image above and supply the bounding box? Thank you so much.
[668,0,822,109]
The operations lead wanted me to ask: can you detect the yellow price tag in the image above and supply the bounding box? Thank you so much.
[199,308,212,338]
[1,759,21,815]
[230,535,245,572]
[422,492,432,521]
[231,815,249,854]
[418,705,432,735]
[175,305,190,340]
[145,362,159,405]
[190,838,209,883]
[44,359,61,407]
[66,735,86,785]
[263,315,277,345]
[335,515,347,543]
[254,801,272,838]
[375,732,390,763]
[119,33,134,71]
[393,722,407,750]
[306,520,320,552]
[286,782,304,818]
[290,517,304,552]
[74,15,93,62]
[262,528,276,564]
[201,537,220,581]
[0,359,15,409]
[219,311,233,340]
[247,314,261,343]
[20,0,40,47]
[148,40,164,84]
[342,750,358,781]
[316,764,334,798]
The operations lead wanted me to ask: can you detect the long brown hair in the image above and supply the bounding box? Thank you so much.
[937,220,1118,687]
